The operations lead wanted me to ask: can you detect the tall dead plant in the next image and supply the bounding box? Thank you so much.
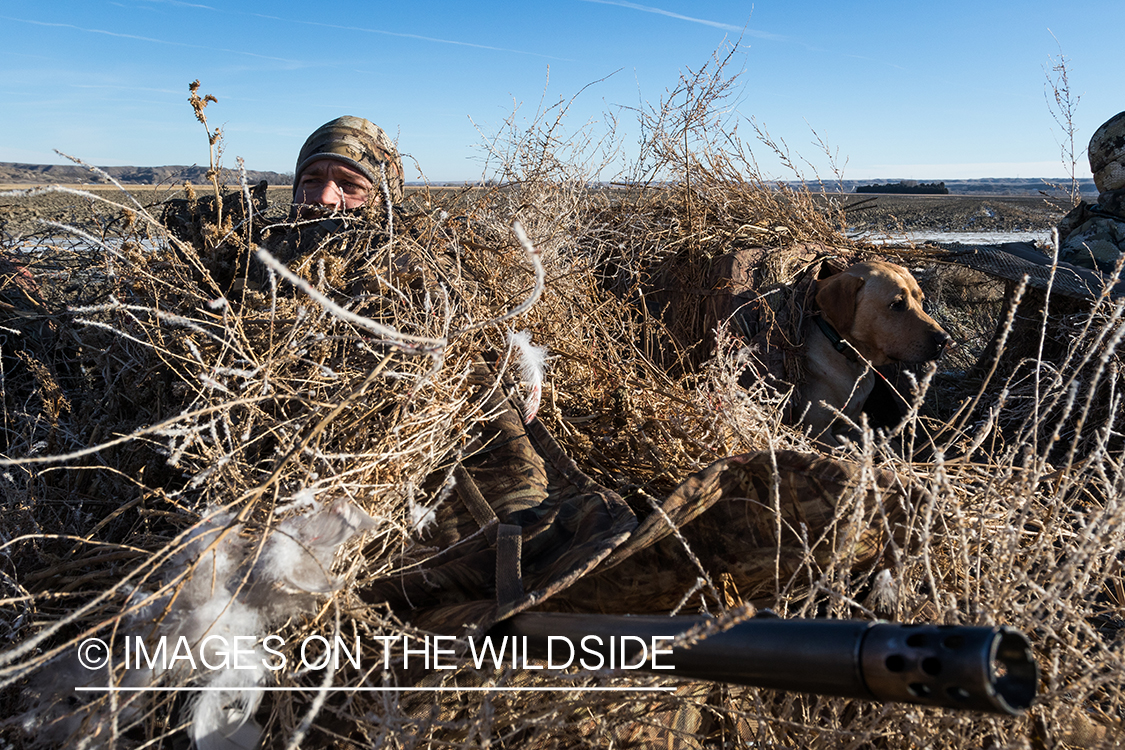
[1044,34,1083,207]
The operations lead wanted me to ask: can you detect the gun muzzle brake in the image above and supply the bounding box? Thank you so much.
[492,614,1037,715]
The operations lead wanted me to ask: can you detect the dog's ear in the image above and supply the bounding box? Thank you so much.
[816,271,865,334]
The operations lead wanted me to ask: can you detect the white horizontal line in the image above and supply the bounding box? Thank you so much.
[75,686,675,693]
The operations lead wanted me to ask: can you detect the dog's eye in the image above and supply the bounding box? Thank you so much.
[890,298,907,312]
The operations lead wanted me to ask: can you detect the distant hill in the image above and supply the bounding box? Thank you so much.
[0,162,292,187]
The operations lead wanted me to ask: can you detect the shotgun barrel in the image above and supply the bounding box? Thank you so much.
[490,613,1037,715]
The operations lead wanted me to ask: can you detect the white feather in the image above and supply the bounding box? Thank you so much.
[26,500,376,749]
[407,496,438,535]
[255,498,378,595]
[508,329,547,423]
[190,667,266,750]
[273,487,318,516]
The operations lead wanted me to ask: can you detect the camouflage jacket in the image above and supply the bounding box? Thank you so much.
[362,378,914,636]
[1058,189,1125,273]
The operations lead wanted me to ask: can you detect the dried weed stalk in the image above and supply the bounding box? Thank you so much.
[1044,35,1083,207]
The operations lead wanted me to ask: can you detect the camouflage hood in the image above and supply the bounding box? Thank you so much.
[293,116,405,204]
[1090,111,1125,193]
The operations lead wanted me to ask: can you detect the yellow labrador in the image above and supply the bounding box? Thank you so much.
[798,261,950,444]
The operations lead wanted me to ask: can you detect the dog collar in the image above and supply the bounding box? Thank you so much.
[814,316,859,362]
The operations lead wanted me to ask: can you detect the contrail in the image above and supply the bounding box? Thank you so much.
[136,0,217,9]
[246,13,573,61]
[580,0,784,40]
[133,0,572,61]
[0,16,304,64]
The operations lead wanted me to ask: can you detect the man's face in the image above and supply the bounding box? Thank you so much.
[293,159,373,218]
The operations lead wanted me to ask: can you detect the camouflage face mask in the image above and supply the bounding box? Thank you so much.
[293,116,405,204]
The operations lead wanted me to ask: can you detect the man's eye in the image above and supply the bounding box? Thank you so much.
[341,183,366,194]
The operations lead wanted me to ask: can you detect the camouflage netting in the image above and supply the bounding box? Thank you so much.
[1,60,1124,749]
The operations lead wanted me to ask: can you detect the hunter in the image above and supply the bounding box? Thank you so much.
[180,114,912,633]
[265,116,915,631]
[1057,110,1125,272]
[161,115,410,294]
[156,114,927,746]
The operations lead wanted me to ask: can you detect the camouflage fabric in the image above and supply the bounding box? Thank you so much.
[705,246,815,392]
[1056,111,1125,272]
[1089,111,1125,193]
[546,449,912,613]
[362,377,917,633]
[293,116,405,204]
[1058,189,1125,273]
[361,375,638,635]
[160,191,419,296]
[360,379,917,749]
[703,245,849,405]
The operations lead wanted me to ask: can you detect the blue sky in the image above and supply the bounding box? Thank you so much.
[0,1,1119,182]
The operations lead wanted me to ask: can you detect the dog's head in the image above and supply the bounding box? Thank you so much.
[815,261,951,366]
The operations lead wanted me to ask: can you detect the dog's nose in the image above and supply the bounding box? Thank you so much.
[932,330,952,355]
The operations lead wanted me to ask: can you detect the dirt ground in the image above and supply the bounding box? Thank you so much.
[829,192,1072,234]
[0,185,288,239]
[1,185,1076,239]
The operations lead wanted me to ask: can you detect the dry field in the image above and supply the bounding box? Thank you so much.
[835,193,1068,235]
[0,184,474,237]
[2,184,1069,239]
